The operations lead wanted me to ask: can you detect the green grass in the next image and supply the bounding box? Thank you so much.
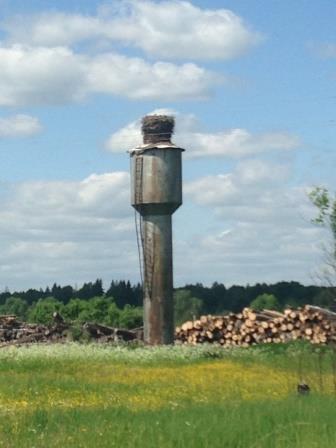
[2,398,336,448]
[0,342,335,447]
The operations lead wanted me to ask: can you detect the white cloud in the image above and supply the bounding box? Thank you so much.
[185,159,291,207]
[176,220,324,286]
[0,44,217,106]
[0,45,87,106]
[0,114,42,138]
[106,110,300,157]
[0,167,326,289]
[182,128,299,159]
[4,13,102,47]
[0,172,135,289]
[14,172,130,218]
[4,1,263,60]
[185,160,326,284]
[175,160,325,285]
[87,54,218,100]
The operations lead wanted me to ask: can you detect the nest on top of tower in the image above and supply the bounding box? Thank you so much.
[141,115,175,143]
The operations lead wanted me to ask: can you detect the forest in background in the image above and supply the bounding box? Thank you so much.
[0,279,334,329]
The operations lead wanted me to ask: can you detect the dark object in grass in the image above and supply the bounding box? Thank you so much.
[297,383,310,395]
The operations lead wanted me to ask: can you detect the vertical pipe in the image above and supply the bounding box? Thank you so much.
[142,214,174,344]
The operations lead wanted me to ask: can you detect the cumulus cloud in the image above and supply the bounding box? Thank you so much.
[175,159,325,285]
[13,172,130,219]
[0,172,135,289]
[176,221,324,286]
[87,54,218,100]
[185,159,291,208]
[182,128,299,159]
[0,1,261,106]
[4,1,263,60]
[0,2,263,106]
[0,114,42,137]
[106,109,300,157]
[0,166,326,289]
[185,165,316,248]
[0,44,217,106]
[0,45,87,106]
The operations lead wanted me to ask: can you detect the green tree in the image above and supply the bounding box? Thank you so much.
[104,302,121,327]
[250,293,280,311]
[28,298,64,324]
[63,298,88,321]
[309,187,336,237]
[118,305,143,329]
[312,289,335,308]
[0,296,28,320]
[174,289,203,325]
[77,296,115,323]
[309,186,336,289]
[76,279,104,301]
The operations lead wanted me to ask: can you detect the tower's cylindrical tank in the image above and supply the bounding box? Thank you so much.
[129,115,184,345]
[131,147,183,214]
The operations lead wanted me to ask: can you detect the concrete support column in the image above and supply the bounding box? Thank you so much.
[142,213,174,344]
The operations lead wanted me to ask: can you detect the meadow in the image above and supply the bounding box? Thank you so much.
[0,342,335,447]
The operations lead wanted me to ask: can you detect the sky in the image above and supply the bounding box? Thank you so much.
[0,0,335,291]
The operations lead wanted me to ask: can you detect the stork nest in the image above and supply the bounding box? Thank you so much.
[141,115,175,142]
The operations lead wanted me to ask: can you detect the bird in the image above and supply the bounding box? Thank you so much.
[52,311,64,324]
[297,383,310,395]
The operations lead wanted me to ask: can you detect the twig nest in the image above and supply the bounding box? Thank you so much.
[141,115,175,144]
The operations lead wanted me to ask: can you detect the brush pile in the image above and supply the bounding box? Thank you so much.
[0,314,138,347]
[175,306,336,346]
[0,314,69,346]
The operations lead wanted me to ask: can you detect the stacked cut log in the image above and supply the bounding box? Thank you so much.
[175,305,336,346]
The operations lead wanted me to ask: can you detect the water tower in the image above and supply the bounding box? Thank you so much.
[129,115,184,344]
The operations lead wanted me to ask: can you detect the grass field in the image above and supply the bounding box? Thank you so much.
[0,342,335,447]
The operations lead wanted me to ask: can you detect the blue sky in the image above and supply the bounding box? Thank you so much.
[0,0,335,290]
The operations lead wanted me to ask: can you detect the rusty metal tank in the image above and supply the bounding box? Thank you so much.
[130,145,183,215]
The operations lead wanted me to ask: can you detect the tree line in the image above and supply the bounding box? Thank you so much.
[0,280,142,307]
[0,279,334,328]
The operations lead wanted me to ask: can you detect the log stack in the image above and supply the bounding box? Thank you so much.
[175,306,336,346]
[1,305,335,347]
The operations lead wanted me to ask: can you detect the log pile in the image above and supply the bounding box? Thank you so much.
[0,314,138,347]
[175,306,336,346]
[83,322,138,343]
[2,305,336,347]
[0,314,69,346]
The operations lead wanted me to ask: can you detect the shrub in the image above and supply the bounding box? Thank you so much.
[27,297,64,324]
[250,293,280,311]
